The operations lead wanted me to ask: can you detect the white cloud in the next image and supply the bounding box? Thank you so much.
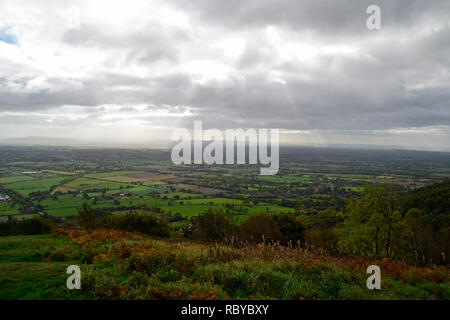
[0,0,448,150]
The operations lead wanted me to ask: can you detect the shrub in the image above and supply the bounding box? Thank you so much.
[104,211,169,237]
[239,213,305,245]
[240,214,282,243]
[305,228,338,254]
[273,213,305,244]
[0,216,54,236]
[127,249,194,275]
[77,203,98,230]
[184,207,236,242]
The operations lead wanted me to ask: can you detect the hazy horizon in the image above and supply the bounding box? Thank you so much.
[1,135,449,153]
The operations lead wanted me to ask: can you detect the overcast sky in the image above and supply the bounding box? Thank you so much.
[0,0,449,150]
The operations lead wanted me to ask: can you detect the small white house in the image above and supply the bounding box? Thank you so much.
[0,195,10,202]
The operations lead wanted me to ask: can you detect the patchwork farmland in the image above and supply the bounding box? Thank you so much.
[0,147,448,225]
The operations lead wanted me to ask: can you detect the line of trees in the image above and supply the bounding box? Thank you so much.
[324,182,448,266]
[183,207,305,246]
[0,216,54,236]
[182,181,449,266]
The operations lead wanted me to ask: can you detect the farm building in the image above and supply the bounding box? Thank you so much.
[0,195,10,202]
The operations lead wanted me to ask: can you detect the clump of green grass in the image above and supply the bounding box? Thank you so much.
[0,229,448,300]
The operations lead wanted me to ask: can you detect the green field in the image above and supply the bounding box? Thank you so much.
[0,176,35,184]
[257,175,311,184]
[39,194,127,217]
[0,146,448,227]
[0,203,21,216]
[84,171,143,179]
[5,177,66,197]
[106,186,166,196]
[64,177,133,191]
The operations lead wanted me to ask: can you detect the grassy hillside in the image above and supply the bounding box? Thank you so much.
[0,229,448,300]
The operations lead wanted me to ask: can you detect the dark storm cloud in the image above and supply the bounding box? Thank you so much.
[0,72,194,111]
[183,73,450,131]
[163,0,450,131]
